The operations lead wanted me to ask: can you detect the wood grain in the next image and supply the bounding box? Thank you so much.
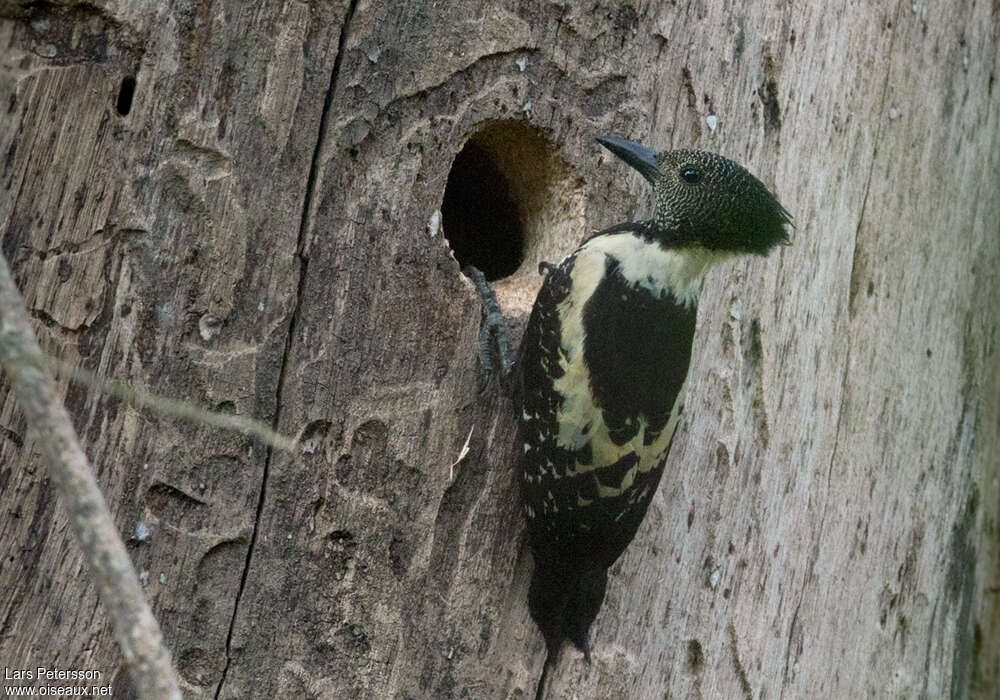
[1,0,997,697]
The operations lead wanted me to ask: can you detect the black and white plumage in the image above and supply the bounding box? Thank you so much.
[519,136,792,661]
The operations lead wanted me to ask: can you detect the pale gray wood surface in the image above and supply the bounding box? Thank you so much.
[1,1,997,697]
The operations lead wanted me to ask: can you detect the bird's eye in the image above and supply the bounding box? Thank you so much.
[679,165,702,184]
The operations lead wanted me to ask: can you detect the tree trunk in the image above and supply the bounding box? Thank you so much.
[1,1,997,698]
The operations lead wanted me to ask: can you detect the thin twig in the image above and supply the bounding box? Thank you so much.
[0,253,182,700]
[47,359,298,452]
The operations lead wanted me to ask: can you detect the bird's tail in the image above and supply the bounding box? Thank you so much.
[528,561,608,662]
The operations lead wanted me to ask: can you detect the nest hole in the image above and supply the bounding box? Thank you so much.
[442,121,585,283]
[116,75,136,116]
[442,141,522,280]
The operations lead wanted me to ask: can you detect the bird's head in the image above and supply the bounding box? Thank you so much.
[596,135,792,255]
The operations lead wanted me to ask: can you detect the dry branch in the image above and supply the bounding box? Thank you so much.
[0,253,181,700]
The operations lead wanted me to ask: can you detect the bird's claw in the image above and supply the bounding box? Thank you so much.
[465,265,513,389]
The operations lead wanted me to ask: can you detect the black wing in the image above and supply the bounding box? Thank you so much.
[518,247,695,571]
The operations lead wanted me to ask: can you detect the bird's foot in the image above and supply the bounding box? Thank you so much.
[464,265,513,390]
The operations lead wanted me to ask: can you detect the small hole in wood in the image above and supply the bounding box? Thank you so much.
[441,121,585,283]
[442,140,523,280]
[116,75,136,116]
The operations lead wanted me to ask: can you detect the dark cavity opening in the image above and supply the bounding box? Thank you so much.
[442,141,524,281]
[116,75,136,116]
[442,121,585,288]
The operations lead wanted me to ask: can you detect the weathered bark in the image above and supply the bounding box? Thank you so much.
[0,253,181,698]
[1,1,997,699]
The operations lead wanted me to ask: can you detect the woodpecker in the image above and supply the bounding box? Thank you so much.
[518,135,791,662]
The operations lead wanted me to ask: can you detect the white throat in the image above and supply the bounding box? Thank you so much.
[577,232,733,306]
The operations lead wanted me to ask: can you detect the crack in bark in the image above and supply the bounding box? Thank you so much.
[779,596,803,696]
[847,1,901,319]
[921,596,940,697]
[212,1,360,696]
[728,623,753,699]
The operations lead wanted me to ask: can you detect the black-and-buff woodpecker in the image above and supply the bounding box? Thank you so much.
[518,135,791,663]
